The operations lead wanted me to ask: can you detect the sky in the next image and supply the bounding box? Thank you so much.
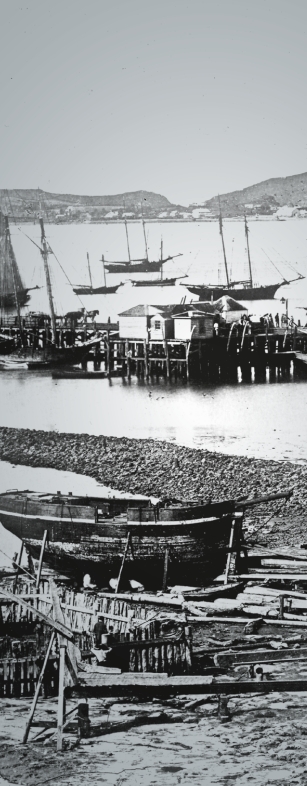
[1,0,307,205]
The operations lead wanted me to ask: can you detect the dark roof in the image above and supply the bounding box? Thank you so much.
[119,304,164,317]
[214,296,247,311]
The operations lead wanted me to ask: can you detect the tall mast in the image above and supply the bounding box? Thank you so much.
[244,215,253,287]
[142,218,149,262]
[101,254,107,288]
[87,253,93,288]
[39,217,57,344]
[160,238,163,280]
[124,220,131,263]
[4,215,22,334]
[218,196,230,287]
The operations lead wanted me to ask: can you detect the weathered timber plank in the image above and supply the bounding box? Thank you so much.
[215,646,307,668]
[244,586,307,600]
[68,675,307,698]
[186,616,307,627]
[97,592,183,606]
[261,559,307,568]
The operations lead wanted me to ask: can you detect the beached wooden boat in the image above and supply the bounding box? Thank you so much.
[0,489,291,589]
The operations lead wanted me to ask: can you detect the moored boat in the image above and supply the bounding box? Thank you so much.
[182,213,304,301]
[0,488,292,589]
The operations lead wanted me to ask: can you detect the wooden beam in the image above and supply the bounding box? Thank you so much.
[0,587,74,640]
[12,541,24,594]
[57,645,66,752]
[215,646,307,668]
[22,631,56,743]
[35,530,48,590]
[186,615,307,627]
[115,531,131,594]
[67,674,307,699]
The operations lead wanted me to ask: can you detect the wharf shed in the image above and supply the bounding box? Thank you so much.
[173,303,217,341]
[213,296,248,324]
[118,305,165,340]
[150,307,175,340]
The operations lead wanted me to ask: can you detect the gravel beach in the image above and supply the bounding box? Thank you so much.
[0,426,305,548]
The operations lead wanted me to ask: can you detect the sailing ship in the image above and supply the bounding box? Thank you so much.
[0,217,101,366]
[0,211,39,309]
[130,239,187,287]
[0,488,291,587]
[182,213,304,301]
[73,253,124,295]
[104,219,182,274]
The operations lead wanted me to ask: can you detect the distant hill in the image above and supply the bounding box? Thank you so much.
[0,188,189,222]
[2,172,307,222]
[203,172,307,217]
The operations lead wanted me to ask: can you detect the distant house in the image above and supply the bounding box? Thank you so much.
[118,305,165,340]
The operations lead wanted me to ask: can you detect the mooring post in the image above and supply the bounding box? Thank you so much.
[164,340,170,379]
[162,547,169,592]
[106,338,110,377]
[77,701,91,738]
[185,342,190,380]
[224,518,236,585]
[143,339,148,379]
[217,695,230,721]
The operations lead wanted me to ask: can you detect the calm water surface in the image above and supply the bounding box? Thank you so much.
[1,220,307,562]
[1,222,307,464]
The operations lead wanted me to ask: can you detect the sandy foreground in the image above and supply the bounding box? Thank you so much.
[1,689,307,786]
[1,427,307,783]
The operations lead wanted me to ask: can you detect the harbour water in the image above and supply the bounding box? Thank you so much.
[1,220,307,463]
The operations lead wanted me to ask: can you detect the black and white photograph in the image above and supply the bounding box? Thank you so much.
[1,1,307,784]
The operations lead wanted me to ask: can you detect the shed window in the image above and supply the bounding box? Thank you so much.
[154,320,161,330]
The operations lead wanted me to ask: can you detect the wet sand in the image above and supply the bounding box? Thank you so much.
[1,689,307,786]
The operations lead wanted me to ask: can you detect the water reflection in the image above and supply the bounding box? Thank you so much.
[0,364,305,462]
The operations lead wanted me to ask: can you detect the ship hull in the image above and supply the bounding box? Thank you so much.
[0,338,100,365]
[0,493,236,588]
[184,283,284,301]
[1,289,30,309]
[131,278,178,287]
[73,285,122,295]
[104,261,162,273]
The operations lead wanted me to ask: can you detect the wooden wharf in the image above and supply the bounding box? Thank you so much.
[2,310,307,382]
[98,324,297,382]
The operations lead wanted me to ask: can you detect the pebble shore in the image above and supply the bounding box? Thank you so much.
[0,427,306,547]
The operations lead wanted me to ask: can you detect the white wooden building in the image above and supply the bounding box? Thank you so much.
[118,305,165,340]
[149,312,174,340]
[173,309,215,340]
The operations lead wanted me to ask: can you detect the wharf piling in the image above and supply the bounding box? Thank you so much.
[101,324,296,382]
